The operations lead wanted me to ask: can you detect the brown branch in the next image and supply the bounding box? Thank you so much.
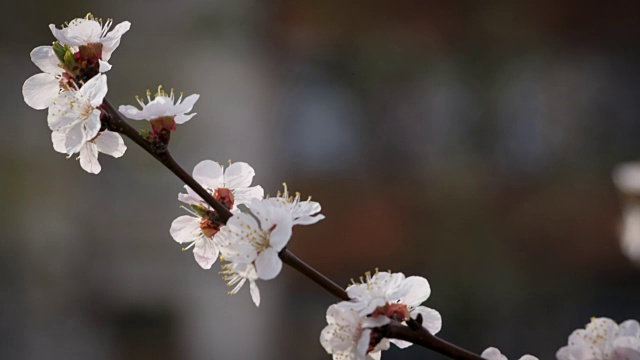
[383,318,484,360]
[101,98,484,360]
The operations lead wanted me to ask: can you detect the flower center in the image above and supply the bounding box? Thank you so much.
[200,217,221,238]
[372,303,410,322]
[214,188,235,210]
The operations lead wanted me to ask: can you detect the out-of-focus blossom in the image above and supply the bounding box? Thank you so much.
[556,317,640,360]
[481,347,538,360]
[320,303,390,360]
[613,162,640,264]
[345,271,442,347]
[266,183,324,226]
[220,262,260,306]
[47,74,107,154]
[619,204,640,264]
[178,160,264,211]
[52,130,125,174]
[613,162,640,195]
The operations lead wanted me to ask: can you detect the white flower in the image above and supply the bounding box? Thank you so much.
[266,183,324,226]
[170,213,221,270]
[320,303,390,360]
[557,317,640,360]
[482,347,538,360]
[220,262,260,306]
[619,204,640,265]
[178,160,264,211]
[118,87,199,124]
[217,199,292,280]
[345,271,442,349]
[49,15,130,63]
[48,74,108,154]
[52,130,126,174]
[23,46,65,110]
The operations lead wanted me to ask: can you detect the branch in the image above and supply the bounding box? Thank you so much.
[101,99,484,360]
[384,318,484,360]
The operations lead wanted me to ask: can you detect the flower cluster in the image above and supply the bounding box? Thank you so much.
[23,14,131,174]
[170,161,323,306]
[557,317,640,360]
[320,271,442,359]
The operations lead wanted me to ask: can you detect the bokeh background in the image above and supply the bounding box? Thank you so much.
[3,1,640,359]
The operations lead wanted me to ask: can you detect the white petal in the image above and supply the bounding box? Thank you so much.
[613,337,640,360]
[170,216,202,244]
[81,74,108,107]
[193,160,224,189]
[174,113,196,124]
[411,307,442,335]
[101,21,131,61]
[30,46,62,75]
[63,122,87,154]
[269,219,292,251]
[98,60,112,73]
[620,320,640,337]
[118,104,148,120]
[79,142,101,174]
[224,162,256,188]
[84,111,102,139]
[233,186,265,205]
[173,94,199,114]
[51,131,67,153]
[94,131,126,158]
[481,347,507,360]
[178,186,204,205]
[357,328,372,358]
[249,280,261,307]
[396,276,431,306]
[23,73,60,110]
[255,248,282,280]
[389,338,414,349]
[518,356,539,360]
[193,238,219,270]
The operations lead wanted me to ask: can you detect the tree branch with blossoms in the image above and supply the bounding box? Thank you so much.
[23,14,640,360]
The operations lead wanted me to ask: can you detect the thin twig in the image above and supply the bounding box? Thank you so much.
[101,98,484,360]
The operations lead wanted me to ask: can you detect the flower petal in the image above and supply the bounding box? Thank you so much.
[396,276,431,307]
[411,306,442,335]
[193,160,224,189]
[51,131,66,154]
[30,46,62,75]
[81,74,108,107]
[99,60,112,73]
[481,347,507,360]
[193,238,219,269]
[79,142,101,174]
[255,248,282,280]
[232,186,265,205]
[101,21,131,61]
[249,280,261,307]
[174,113,196,124]
[170,215,202,244]
[118,105,148,120]
[224,162,256,188]
[94,131,126,158]
[173,94,199,114]
[23,73,60,110]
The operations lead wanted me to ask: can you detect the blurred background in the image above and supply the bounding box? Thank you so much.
[3,1,640,359]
